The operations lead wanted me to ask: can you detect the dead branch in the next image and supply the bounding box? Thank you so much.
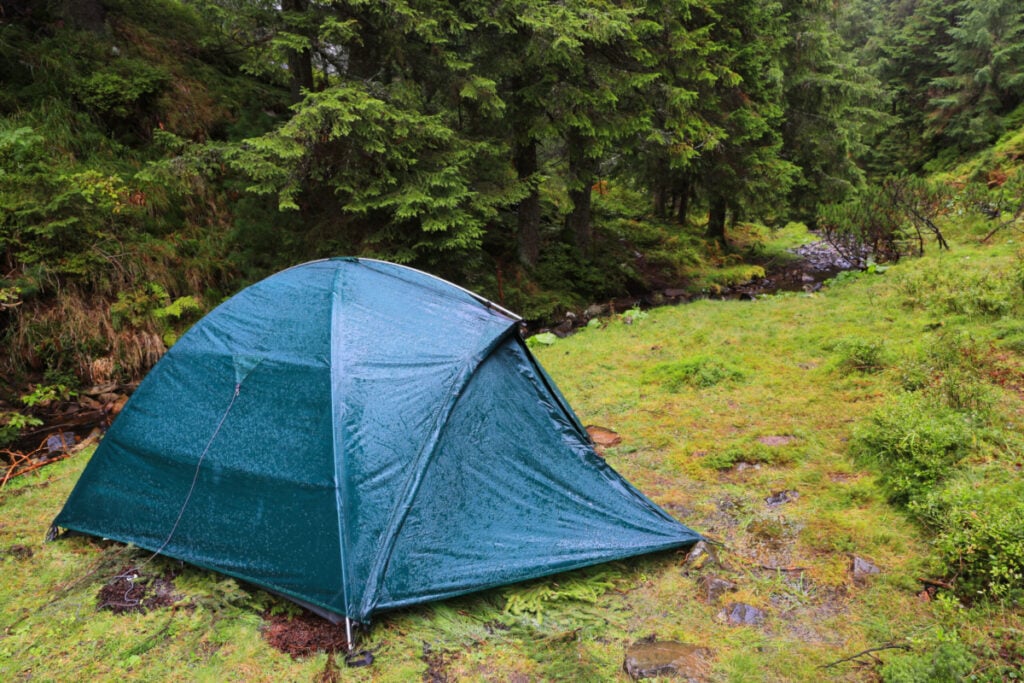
[757,564,809,573]
[981,198,1024,243]
[819,643,912,669]
[1,453,71,489]
[917,577,955,590]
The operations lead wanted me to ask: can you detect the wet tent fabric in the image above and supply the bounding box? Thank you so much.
[52,258,700,622]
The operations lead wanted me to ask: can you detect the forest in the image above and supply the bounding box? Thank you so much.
[2,1,1024,679]
[1,0,1020,393]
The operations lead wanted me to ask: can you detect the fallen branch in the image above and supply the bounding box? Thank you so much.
[757,564,808,573]
[917,577,955,590]
[1,453,71,489]
[819,643,912,669]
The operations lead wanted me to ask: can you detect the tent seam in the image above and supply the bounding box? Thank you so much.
[329,265,354,620]
[357,324,517,619]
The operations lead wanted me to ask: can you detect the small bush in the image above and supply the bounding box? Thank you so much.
[929,473,1024,603]
[880,630,976,683]
[898,333,995,416]
[895,263,1014,318]
[646,355,746,391]
[703,443,788,470]
[850,392,971,507]
[833,338,887,374]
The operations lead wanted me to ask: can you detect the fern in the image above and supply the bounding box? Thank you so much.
[503,569,619,622]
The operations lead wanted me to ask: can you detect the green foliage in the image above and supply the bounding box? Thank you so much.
[526,333,559,348]
[21,383,77,409]
[832,338,887,375]
[895,261,1014,318]
[73,58,170,119]
[0,411,43,448]
[646,355,746,391]
[880,629,976,683]
[927,472,1024,602]
[851,392,972,507]
[899,333,995,416]
[502,569,618,622]
[111,283,201,346]
[818,176,949,266]
[702,442,788,471]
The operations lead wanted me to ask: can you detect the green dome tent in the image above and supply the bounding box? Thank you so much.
[51,258,699,626]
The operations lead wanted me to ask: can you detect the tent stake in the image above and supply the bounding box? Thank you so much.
[345,617,355,652]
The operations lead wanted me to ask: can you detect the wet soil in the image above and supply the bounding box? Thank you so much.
[262,611,350,659]
[96,565,180,614]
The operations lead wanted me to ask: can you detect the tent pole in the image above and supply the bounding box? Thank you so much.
[345,617,355,652]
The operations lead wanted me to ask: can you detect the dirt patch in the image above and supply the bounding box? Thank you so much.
[422,643,451,682]
[262,611,350,659]
[757,435,795,447]
[96,565,180,614]
[3,544,34,560]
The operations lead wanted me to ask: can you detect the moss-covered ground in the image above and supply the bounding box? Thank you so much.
[2,222,1023,681]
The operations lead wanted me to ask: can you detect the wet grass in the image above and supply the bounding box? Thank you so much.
[2,224,1023,680]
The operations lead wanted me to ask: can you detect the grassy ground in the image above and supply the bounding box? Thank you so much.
[2,223,1023,681]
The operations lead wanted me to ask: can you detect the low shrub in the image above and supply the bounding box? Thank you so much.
[833,338,887,374]
[646,355,746,391]
[929,472,1024,603]
[880,629,976,683]
[894,262,1015,318]
[898,332,994,416]
[850,392,971,507]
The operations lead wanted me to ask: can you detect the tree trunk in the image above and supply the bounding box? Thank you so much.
[706,195,727,242]
[514,140,540,267]
[282,0,315,102]
[653,183,669,218]
[566,129,595,257]
[652,158,671,218]
[674,176,691,225]
[568,184,593,256]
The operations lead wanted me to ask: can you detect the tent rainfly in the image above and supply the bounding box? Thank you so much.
[51,258,700,628]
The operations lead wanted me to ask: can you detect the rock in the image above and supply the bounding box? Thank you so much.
[764,490,799,507]
[45,432,77,454]
[682,541,720,573]
[850,556,881,584]
[623,640,714,681]
[663,288,689,299]
[586,425,622,447]
[698,575,737,605]
[721,602,767,627]
[552,319,574,337]
[584,303,607,319]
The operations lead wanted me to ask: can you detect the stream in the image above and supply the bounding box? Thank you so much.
[534,239,858,337]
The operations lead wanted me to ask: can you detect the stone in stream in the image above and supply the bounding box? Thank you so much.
[623,640,714,681]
